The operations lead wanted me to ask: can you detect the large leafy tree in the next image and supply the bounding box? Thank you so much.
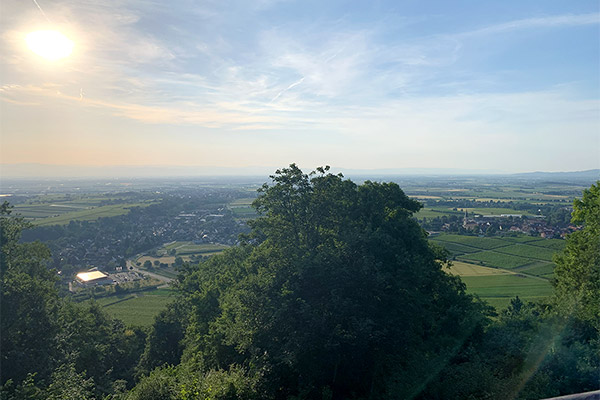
[178,165,485,399]
[553,181,600,328]
[0,202,60,384]
[1,202,146,398]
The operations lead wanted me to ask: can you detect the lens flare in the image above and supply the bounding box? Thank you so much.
[26,30,74,61]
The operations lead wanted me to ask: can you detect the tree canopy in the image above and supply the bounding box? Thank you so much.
[553,181,600,328]
[174,165,485,399]
[0,202,147,399]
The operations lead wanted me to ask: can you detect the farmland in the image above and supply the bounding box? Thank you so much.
[494,244,556,261]
[33,203,150,226]
[433,234,509,250]
[433,234,565,309]
[228,197,258,219]
[459,274,553,310]
[11,193,155,226]
[458,251,532,269]
[160,241,229,256]
[96,288,174,326]
[431,233,565,272]
[415,207,462,219]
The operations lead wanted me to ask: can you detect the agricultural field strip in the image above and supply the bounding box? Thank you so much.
[491,244,557,262]
[433,235,563,260]
[446,251,551,281]
[99,291,174,326]
[429,240,481,255]
[458,251,532,270]
[460,275,553,297]
[433,235,558,280]
[33,202,148,226]
[457,253,551,281]
[432,235,513,250]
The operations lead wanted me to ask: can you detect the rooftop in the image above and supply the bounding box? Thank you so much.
[76,271,109,282]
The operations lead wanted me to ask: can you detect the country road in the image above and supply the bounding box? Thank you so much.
[126,260,174,286]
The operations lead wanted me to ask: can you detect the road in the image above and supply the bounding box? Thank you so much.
[126,260,174,286]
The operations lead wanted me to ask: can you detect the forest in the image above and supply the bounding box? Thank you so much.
[1,165,598,400]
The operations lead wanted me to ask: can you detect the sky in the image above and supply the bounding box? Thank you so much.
[1,0,599,176]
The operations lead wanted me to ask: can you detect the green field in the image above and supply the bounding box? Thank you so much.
[432,234,564,272]
[433,234,566,310]
[494,244,557,261]
[458,251,532,269]
[527,239,566,251]
[416,207,462,219]
[448,261,511,276]
[229,198,256,206]
[448,261,553,309]
[460,207,535,216]
[228,198,258,219]
[460,274,553,310]
[431,241,481,255]
[31,203,148,226]
[433,234,508,250]
[161,241,229,256]
[501,236,545,244]
[96,289,173,326]
[516,261,555,278]
[13,203,91,218]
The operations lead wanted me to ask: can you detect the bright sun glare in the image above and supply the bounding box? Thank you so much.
[26,30,74,61]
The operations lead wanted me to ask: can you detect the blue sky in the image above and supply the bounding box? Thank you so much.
[1,0,598,174]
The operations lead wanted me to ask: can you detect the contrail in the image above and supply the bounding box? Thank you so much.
[270,77,305,103]
[32,0,51,22]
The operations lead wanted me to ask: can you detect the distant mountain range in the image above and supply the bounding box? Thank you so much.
[0,163,598,180]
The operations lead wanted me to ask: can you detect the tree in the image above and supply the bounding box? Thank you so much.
[553,181,600,328]
[1,202,147,398]
[177,165,485,399]
[143,260,153,269]
[1,202,60,385]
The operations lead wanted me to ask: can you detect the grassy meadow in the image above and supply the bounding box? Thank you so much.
[96,288,174,326]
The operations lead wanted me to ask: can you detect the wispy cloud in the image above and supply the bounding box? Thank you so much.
[270,77,304,103]
[457,13,599,38]
[1,1,598,171]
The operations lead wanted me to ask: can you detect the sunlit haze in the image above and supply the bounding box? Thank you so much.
[25,30,74,61]
[1,0,598,176]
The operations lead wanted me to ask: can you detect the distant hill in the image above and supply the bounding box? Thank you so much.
[512,169,599,181]
[1,163,598,180]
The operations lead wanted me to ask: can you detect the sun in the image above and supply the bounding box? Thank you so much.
[26,30,74,61]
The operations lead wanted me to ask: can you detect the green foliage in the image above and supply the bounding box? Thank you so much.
[137,302,188,376]
[127,365,260,400]
[46,363,96,400]
[553,182,600,328]
[172,165,485,399]
[420,182,600,399]
[1,202,60,384]
[0,202,147,398]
